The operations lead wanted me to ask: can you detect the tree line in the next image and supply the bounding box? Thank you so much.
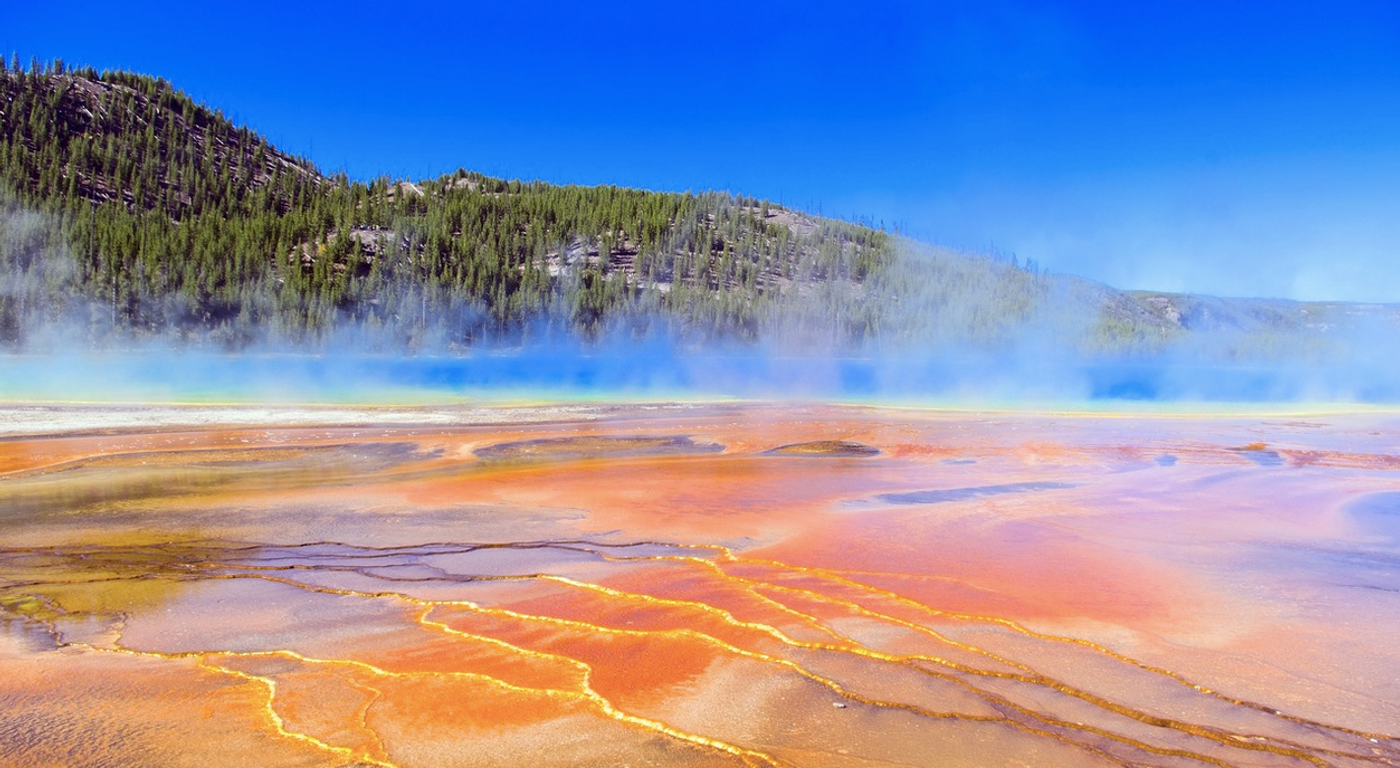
[0,59,897,351]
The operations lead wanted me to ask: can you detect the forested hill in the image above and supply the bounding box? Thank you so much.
[1,58,1395,363]
[0,59,894,349]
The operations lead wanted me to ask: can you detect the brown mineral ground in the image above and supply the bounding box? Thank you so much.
[2,402,1399,767]
[764,440,881,457]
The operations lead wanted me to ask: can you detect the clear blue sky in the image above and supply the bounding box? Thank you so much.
[5,1,1398,301]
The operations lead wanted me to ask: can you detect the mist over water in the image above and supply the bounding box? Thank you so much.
[5,341,1400,406]
[5,302,1400,406]
[4,196,1399,405]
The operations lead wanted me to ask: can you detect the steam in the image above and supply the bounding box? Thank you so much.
[3,195,1399,406]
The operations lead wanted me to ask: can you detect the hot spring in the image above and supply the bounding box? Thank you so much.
[2,398,1398,767]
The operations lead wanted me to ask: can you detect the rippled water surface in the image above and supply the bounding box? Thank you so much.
[2,403,1399,767]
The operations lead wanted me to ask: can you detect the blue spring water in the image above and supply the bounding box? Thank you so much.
[3,351,1398,404]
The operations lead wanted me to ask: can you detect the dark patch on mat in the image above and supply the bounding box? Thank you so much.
[942,458,977,465]
[1154,454,1178,466]
[765,440,880,457]
[1231,443,1284,467]
[475,435,723,462]
[877,482,1076,505]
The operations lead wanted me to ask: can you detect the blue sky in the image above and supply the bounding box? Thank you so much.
[6,1,1398,301]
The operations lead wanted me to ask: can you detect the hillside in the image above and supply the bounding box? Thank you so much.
[0,60,892,349]
[1,58,1395,363]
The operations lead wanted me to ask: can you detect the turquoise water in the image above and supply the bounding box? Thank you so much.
[2,350,1396,405]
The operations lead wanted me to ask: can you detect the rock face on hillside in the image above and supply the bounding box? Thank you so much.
[1,65,319,218]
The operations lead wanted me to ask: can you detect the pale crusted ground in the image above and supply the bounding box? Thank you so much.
[0,402,705,437]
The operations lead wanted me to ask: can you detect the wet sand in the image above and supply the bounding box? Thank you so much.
[2,402,1399,767]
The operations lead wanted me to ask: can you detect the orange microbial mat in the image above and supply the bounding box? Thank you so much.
[1,402,1398,767]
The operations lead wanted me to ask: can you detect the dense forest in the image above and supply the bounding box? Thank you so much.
[2,58,1392,363]
[0,58,905,351]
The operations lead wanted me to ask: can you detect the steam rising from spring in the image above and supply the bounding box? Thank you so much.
[3,189,1399,404]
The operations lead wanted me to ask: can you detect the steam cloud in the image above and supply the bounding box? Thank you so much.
[3,196,1398,406]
